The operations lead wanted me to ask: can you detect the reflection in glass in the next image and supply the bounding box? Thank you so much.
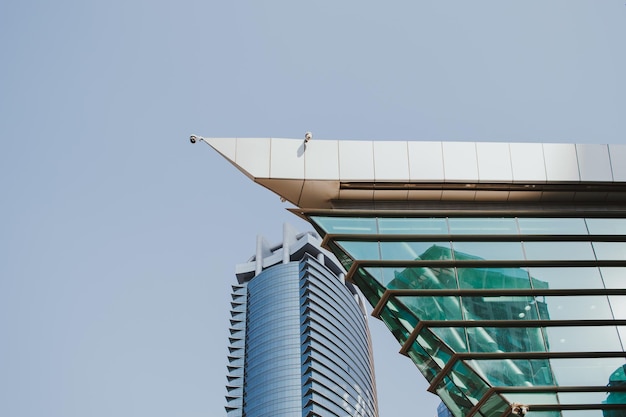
[524,241,595,260]
[593,242,626,260]
[311,216,377,234]
[528,267,603,289]
[448,217,518,235]
[452,241,525,260]
[518,218,588,235]
[378,217,448,234]
[586,218,626,235]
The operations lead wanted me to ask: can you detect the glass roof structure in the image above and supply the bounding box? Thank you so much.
[195,137,626,417]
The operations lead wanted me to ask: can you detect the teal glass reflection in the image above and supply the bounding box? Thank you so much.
[469,358,554,386]
[377,217,448,234]
[586,218,626,235]
[374,266,457,289]
[466,326,546,353]
[310,216,377,234]
[518,218,588,234]
[457,268,531,289]
[380,241,451,261]
[430,327,468,353]
[452,241,525,260]
[397,295,463,321]
[448,218,518,235]
[462,296,539,321]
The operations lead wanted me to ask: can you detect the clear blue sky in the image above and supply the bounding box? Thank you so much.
[1,1,625,416]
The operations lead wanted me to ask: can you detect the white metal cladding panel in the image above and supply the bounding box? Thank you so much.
[408,141,444,181]
[576,144,613,182]
[338,140,375,180]
[206,137,236,161]
[476,142,513,182]
[304,140,339,180]
[235,138,270,178]
[373,141,409,180]
[270,138,304,179]
[609,144,626,181]
[443,142,478,181]
[543,143,580,181]
[510,142,546,182]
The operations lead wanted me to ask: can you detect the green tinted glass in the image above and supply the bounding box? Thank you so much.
[457,268,530,289]
[380,241,451,260]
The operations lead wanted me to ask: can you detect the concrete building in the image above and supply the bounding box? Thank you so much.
[225,224,378,417]
[197,136,626,417]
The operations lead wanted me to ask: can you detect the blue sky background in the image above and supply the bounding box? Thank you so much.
[1,1,625,416]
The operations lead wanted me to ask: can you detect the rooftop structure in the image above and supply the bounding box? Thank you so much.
[197,136,626,417]
[225,224,378,417]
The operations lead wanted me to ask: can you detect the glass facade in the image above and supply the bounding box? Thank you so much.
[309,215,626,417]
[225,229,378,417]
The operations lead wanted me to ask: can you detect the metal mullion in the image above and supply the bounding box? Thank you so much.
[328,233,626,242]
[414,319,626,328]
[351,259,626,268]
[387,288,626,297]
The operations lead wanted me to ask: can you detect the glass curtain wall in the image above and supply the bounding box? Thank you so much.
[309,215,626,417]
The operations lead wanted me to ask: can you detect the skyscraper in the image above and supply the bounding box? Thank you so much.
[225,224,378,417]
[197,137,626,417]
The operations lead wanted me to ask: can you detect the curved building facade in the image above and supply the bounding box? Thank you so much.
[199,137,626,417]
[225,224,378,417]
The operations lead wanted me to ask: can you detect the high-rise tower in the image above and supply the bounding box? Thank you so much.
[225,224,378,417]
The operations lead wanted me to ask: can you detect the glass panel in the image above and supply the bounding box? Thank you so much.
[458,267,530,289]
[449,361,490,404]
[593,242,626,260]
[550,357,625,386]
[469,359,555,386]
[431,327,468,353]
[462,296,539,321]
[619,327,626,351]
[405,339,441,381]
[518,218,588,235]
[373,266,457,290]
[586,218,626,235]
[326,241,354,270]
[545,326,622,352]
[466,326,546,353]
[600,268,626,289]
[528,267,603,289]
[352,268,386,308]
[448,217,518,235]
[540,295,613,320]
[477,393,511,417]
[397,296,463,321]
[524,241,595,260]
[336,241,379,260]
[377,217,448,234]
[415,330,454,369]
[310,216,377,234]
[452,241,525,260]
[436,377,476,417]
[503,392,559,405]
[380,241,450,261]
[609,296,626,319]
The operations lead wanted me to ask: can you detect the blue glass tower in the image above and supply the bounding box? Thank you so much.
[225,224,378,417]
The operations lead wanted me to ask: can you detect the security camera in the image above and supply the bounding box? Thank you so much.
[304,132,312,143]
[511,403,529,416]
[190,135,199,144]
